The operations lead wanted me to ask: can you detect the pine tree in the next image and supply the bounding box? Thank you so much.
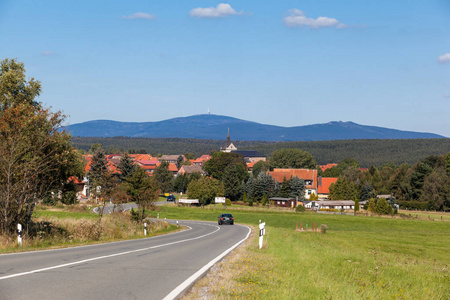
[89,147,109,198]
[279,177,291,198]
[176,155,184,169]
[290,176,305,201]
[246,175,255,199]
[273,180,280,197]
[154,161,173,193]
[368,198,376,212]
[117,152,136,182]
[127,167,159,222]
[354,196,359,214]
[223,165,242,201]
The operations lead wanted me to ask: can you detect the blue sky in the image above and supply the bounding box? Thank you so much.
[1,0,449,137]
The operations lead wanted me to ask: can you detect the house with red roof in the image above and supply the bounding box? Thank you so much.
[268,168,318,200]
[317,177,338,199]
[192,155,211,167]
[168,163,179,175]
[129,154,153,161]
[135,159,160,175]
[246,161,256,172]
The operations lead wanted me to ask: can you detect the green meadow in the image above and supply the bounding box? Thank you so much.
[155,205,450,299]
[3,204,449,298]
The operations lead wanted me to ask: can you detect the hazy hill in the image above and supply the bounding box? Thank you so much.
[64,114,445,141]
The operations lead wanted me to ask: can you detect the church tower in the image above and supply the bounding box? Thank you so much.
[220,128,237,152]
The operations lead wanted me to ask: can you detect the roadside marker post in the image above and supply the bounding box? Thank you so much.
[17,224,22,246]
[259,222,266,249]
[144,223,147,236]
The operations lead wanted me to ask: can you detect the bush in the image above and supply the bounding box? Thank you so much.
[320,224,328,234]
[225,198,232,206]
[375,198,392,215]
[130,208,147,222]
[73,221,102,241]
[42,196,57,206]
[295,205,305,212]
[261,194,268,206]
[248,201,253,207]
[61,190,78,205]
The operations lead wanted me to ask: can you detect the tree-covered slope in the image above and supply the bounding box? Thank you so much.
[70,137,450,168]
[64,114,444,141]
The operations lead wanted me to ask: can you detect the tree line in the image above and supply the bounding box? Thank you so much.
[326,155,450,211]
[71,136,450,168]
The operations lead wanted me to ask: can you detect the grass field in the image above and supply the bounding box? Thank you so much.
[2,204,448,298]
[154,205,450,299]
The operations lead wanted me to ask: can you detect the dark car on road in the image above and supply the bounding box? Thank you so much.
[218,213,234,225]
[166,194,176,202]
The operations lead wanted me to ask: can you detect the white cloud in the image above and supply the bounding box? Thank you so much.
[283,9,345,29]
[438,53,450,63]
[41,51,55,56]
[121,12,156,20]
[189,3,243,18]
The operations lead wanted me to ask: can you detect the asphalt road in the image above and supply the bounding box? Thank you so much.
[0,220,251,300]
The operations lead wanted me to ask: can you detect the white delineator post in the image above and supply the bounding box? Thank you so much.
[259,221,266,249]
[144,222,147,236]
[17,224,22,246]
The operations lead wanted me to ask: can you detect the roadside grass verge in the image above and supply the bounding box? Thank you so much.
[157,205,450,299]
[0,206,180,253]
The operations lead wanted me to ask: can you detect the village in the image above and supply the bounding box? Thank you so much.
[73,131,396,213]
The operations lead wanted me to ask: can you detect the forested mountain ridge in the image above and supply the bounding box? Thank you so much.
[64,114,445,141]
[70,137,450,168]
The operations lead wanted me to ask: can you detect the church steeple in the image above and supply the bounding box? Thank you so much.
[220,128,237,152]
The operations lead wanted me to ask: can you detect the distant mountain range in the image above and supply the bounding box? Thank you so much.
[63,114,445,141]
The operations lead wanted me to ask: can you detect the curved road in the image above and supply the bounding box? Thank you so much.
[0,220,251,300]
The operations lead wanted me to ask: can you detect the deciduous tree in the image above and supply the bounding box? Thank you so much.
[270,149,317,169]
[187,177,224,205]
[0,59,82,235]
[203,152,247,181]
[127,167,158,222]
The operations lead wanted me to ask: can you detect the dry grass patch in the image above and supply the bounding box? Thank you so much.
[0,211,179,253]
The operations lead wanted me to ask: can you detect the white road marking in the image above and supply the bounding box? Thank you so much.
[162,225,252,300]
[0,223,219,281]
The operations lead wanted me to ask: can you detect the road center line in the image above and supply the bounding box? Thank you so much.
[0,223,220,281]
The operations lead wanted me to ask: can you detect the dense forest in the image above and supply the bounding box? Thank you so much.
[70,136,450,167]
